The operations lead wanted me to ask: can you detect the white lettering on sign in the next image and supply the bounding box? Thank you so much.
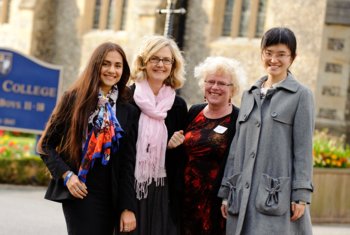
[0,98,21,109]
[2,80,57,97]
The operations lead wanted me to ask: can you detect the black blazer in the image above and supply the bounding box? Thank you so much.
[39,92,139,214]
[130,84,188,224]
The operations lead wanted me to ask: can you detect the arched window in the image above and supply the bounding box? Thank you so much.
[221,0,267,38]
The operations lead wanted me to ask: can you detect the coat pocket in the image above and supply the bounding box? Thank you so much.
[255,174,290,216]
[271,110,293,125]
[226,173,243,215]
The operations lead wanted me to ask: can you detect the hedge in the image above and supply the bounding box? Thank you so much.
[0,156,50,185]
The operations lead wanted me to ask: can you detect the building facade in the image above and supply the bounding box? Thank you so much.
[1,0,350,139]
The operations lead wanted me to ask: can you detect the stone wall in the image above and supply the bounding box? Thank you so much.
[30,0,57,63]
[79,0,165,79]
[182,0,211,105]
[316,25,350,139]
[182,0,327,106]
[51,0,81,93]
[2,0,350,140]
[0,0,34,53]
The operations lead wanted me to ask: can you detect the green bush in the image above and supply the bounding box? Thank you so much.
[0,156,50,185]
[0,130,50,185]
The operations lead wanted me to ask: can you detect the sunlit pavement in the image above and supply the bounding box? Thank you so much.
[0,184,66,235]
[313,224,350,235]
[0,184,349,235]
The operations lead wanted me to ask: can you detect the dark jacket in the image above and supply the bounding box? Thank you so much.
[130,84,188,224]
[39,91,139,214]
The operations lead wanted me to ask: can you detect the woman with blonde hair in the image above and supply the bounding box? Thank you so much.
[129,35,188,235]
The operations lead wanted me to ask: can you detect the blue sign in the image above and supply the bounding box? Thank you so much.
[0,48,62,134]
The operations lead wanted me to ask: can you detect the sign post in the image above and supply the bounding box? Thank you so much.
[0,48,62,134]
[158,0,186,37]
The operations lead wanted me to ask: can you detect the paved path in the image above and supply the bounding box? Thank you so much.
[0,184,349,235]
[0,184,66,235]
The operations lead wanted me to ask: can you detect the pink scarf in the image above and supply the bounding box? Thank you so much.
[134,79,175,199]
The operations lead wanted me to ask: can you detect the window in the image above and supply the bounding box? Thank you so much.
[92,0,128,31]
[222,0,234,36]
[238,0,251,37]
[0,0,11,24]
[106,0,116,29]
[92,0,102,29]
[255,0,266,37]
[221,0,267,38]
[119,0,128,30]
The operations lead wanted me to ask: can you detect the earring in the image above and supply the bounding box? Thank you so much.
[204,96,207,102]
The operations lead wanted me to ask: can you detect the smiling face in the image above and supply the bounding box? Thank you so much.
[146,46,173,86]
[100,50,123,94]
[261,43,293,81]
[204,73,233,108]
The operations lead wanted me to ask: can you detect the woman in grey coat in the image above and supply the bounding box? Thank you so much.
[218,27,315,235]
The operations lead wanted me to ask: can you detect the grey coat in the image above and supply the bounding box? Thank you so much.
[218,74,315,235]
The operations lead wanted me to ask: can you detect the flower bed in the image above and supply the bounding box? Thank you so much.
[311,129,350,223]
[0,131,36,159]
[1,128,350,186]
[313,129,350,168]
[0,131,49,185]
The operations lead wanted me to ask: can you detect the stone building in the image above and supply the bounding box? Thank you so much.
[0,0,350,139]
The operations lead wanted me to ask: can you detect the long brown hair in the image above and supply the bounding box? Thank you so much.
[37,42,131,167]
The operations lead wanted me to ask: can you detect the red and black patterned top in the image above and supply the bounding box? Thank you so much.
[182,110,232,235]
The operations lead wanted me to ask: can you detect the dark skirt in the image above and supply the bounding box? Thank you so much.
[62,192,114,235]
[62,161,115,235]
[130,179,178,235]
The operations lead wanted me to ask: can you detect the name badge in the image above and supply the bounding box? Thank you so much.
[214,125,227,134]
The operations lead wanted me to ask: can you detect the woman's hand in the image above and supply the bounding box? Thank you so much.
[65,173,88,199]
[290,202,306,221]
[221,203,228,219]
[120,210,136,233]
[167,130,185,149]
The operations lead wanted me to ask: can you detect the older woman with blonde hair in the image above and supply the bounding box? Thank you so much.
[129,35,188,235]
[182,56,246,235]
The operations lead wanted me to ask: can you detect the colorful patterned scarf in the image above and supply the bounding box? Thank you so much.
[78,85,124,183]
